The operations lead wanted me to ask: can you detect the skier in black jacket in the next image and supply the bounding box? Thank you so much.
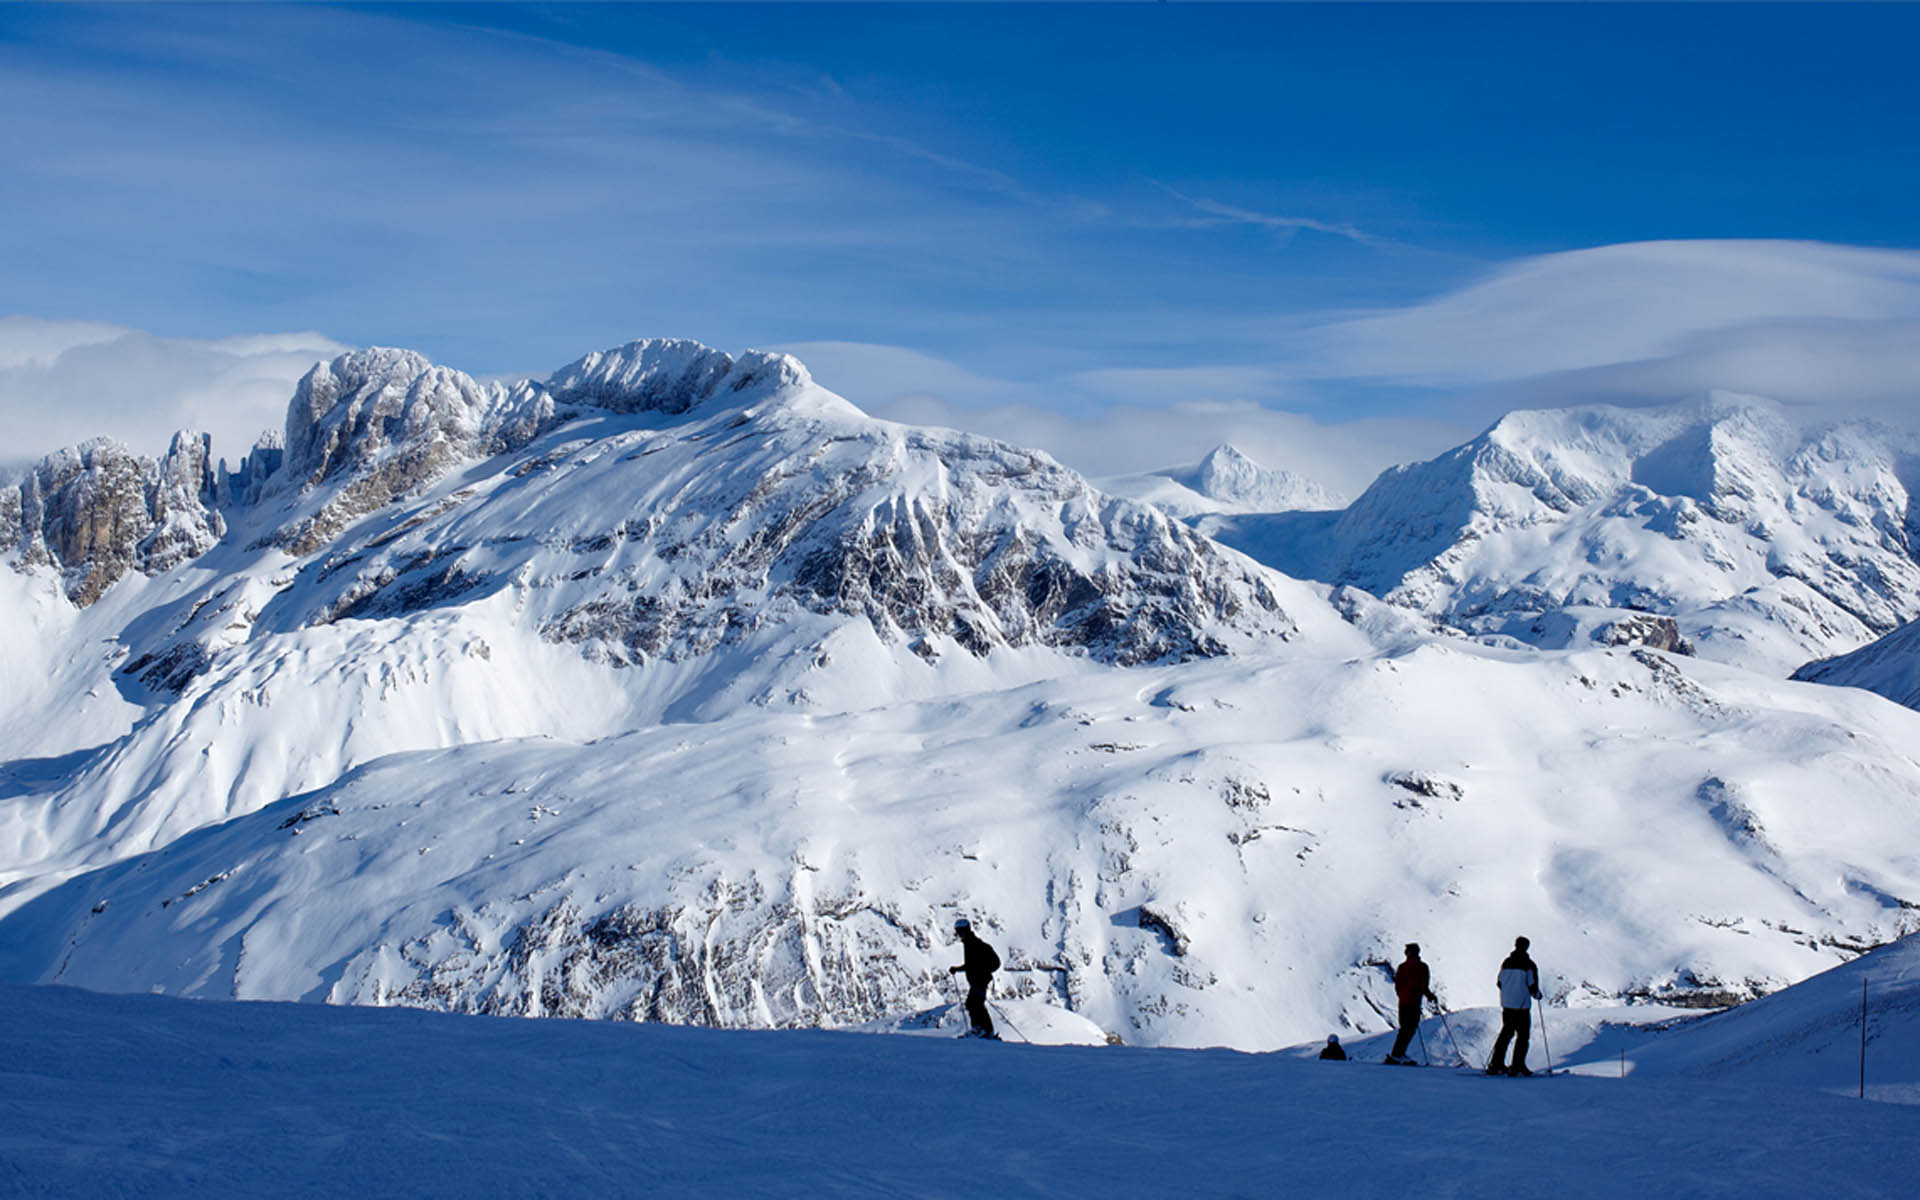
[949,918,1001,1039]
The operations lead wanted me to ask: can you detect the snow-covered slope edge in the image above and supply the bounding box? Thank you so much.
[1624,927,1920,1102]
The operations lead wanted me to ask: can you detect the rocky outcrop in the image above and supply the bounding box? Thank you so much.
[501,414,1294,669]
[269,341,811,556]
[2,435,225,606]
[1595,613,1693,654]
[272,349,558,556]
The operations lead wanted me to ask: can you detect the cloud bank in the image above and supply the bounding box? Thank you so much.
[779,340,1455,499]
[790,240,1920,497]
[0,317,346,470]
[1304,240,1920,426]
[7,239,1915,502]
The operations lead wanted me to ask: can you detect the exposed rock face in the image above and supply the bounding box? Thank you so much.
[270,340,813,557]
[215,431,285,509]
[378,892,941,1028]
[273,348,558,556]
[2,436,225,606]
[1595,613,1693,654]
[544,338,791,415]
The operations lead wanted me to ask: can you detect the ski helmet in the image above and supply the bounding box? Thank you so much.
[954,917,971,931]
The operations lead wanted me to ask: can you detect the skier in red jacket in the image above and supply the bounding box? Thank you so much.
[1384,943,1438,1064]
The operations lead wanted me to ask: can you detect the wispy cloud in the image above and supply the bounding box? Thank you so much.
[1307,240,1920,382]
[0,5,1417,382]
[0,6,1074,372]
[1154,183,1377,246]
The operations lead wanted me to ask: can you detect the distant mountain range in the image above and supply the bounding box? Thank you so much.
[1199,394,1920,678]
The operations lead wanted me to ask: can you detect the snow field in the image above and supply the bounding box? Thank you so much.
[1,979,1914,1199]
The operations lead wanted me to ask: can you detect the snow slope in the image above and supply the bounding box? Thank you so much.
[1,979,1914,1199]
[1623,920,1920,1103]
[1204,394,1920,675]
[7,640,1920,1051]
[1793,616,1920,712]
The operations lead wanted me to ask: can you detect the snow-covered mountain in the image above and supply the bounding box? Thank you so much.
[0,338,1290,884]
[4,344,1920,1052]
[1103,443,1345,519]
[1202,394,1920,675]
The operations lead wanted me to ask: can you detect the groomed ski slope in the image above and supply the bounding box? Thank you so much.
[3,964,1916,1200]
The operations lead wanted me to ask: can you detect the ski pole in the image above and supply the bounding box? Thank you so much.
[1535,995,1555,1076]
[1436,1004,1470,1068]
[991,1001,1025,1044]
[1415,1021,1431,1066]
[938,971,965,1029]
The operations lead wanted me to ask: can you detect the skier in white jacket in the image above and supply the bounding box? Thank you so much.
[1487,936,1543,1076]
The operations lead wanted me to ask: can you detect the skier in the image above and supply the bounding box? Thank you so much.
[1384,943,1438,1064]
[948,917,1001,1039]
[1318,1035,1348,1061]
[1487,935,1543,1076]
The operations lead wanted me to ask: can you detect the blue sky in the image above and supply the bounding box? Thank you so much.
[4,3,1920,488]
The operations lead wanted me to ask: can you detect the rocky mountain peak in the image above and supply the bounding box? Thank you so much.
[545,338,811,415]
